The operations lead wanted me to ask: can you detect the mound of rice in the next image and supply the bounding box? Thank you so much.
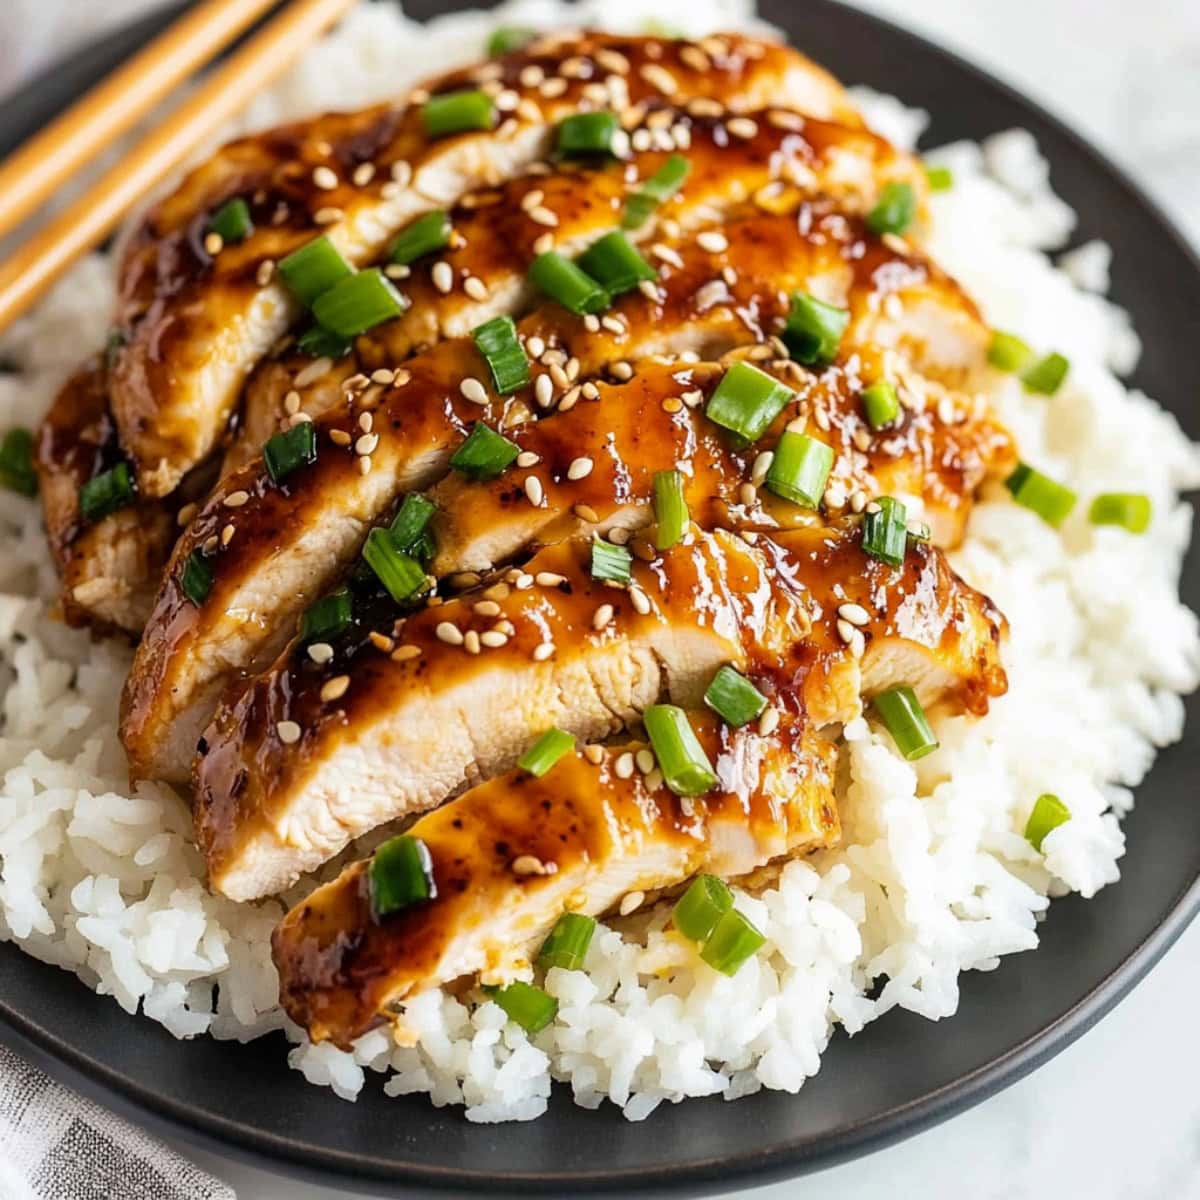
[1,0,1197,1123]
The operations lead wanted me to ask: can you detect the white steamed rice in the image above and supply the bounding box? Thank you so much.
[0,0,1197,1123]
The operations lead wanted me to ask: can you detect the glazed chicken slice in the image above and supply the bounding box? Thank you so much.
[194,524,1006,901]
[122,203,979,782]
[273,715,840,1047]
[34,360,176,634]
[108,31,863,497]
[427,358,1014,579]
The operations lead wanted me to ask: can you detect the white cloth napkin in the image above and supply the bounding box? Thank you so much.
[0,1044,235,1200]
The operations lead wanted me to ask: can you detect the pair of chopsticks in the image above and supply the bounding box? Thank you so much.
[0,0,358,337]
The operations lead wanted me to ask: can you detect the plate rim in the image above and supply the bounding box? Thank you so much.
[0,1,1196,1194]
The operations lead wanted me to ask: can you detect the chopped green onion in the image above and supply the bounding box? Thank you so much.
[449,422,520,480]
[575,232,657,296]
[78,462,134,524]
[472,315,530,394]
[277,236,353,307]
[301,588,351,642]
[422,89,494,138]
[672,874,733,941]
[642,704,717,797]
[362,527,427,603]
[0,428,37,496]
[986,330,1034,373]
[765,430,833,509]
[705,362,795,448]
[312,267,407,337]
[873,685,938,760]
[590,539,632,584]
[700,907,766,976]
[1005,463,1076,527]
[369,835,436,918]
[389,493,435,551]
[862,495,908,566]
[781,292,849,365]
[528,251,609,315]
[861,381,900,430]
[866,181,916,236]
[1088,492,1151,534]
[1024,793,1071,852]
[181,550,213,606]
[1021,352,1070,396]
[704,665,767,728]
[518,728,575,777]
[488,981,558,1033]
[263,422,317,484]
[388,210,452,265]
[556,111,620,158]
[295,325,352,358]
[924,164,954,191]
[652,468,688,550]
[622,153,691,230]
[407,527,436,567]
[641,18,684,37]
[104,328,126,370]
[487,25,535,56]
[208,197,253,243]
[536,913,596,970]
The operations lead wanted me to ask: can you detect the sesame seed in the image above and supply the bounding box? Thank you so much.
[463,276,489,301]
[307,642,334,665]
[592,603,614,630]
[726,116,759,139]
[937,395,956,424]
[635,748,656,775]
[355,432,379,456]
[391,644,422,663]
[276,720,302,745]
[256,260,275,286]
[511,854,546,877]
[847,628,866,659]
[473,601,501,619]
[511,571,533,590]
[528,205,558,227]
[558,385,581,412]
[536,571,566,588]
[313,206,343,225]
[838,602,870,627]
[751,451,774,485]
[431,261,454,294]
[532,642,555,661]
[600,315,625,336]
[370,369,395,385]
[220,523,235,546]
[629,586,651,615]
[520,189,545,212]
[203,231,223,256]
[224,490,249,508]
[650,243,684,269]
[534,374,554,407]
[312,165,338,190]
[527,335,546,358]
[520,64,545,87]
[595,48,631,74]
[463,630,481,655]
[176,503,198,526]
[282,390,301,415]
[481,630,509,649]
[358,457,372,475]
[697,230,729,253]
[540,76,568,98]
[459,376,489,405]
[533,232,555,255]
[567,456,593,481]
[330,429,352,447]
[758,706,780,736]
[640,63,678,93]
[610,361,634,382]
[320,675,351,703]
[384,263,410,280]
[583,744,605,765]
[836,618,858,645]
[436,621,464,645]
[574,503,600,523]
[524,476,545,506]
[739,482,758,506]
[202,535,219,555]
[352,162,376,186]
[637,279,660,302]
[644,768,664,792]
[390,160,412,186]
[615,752,635,779]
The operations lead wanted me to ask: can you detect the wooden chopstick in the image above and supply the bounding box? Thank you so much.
[0,0,358,337]
[0,0,282,243]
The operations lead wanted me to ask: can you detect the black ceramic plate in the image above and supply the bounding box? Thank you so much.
[0,2,1197,1195]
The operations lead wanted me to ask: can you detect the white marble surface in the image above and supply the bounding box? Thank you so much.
[1,2,1197,1198]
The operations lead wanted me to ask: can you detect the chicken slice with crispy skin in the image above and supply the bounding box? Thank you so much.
[121,204,981,783]
[273,715,839,1047]
[108,32,865,497]
[194,523,1006,901]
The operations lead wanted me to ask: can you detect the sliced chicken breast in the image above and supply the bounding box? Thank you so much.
[194,523,1005,901]
[34,360,175,634]
[109,32,865,497]
[273,715,839,1046]
[125,202,976,784]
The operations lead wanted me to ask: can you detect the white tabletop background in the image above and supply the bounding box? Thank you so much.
[1,1,1197,1197]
